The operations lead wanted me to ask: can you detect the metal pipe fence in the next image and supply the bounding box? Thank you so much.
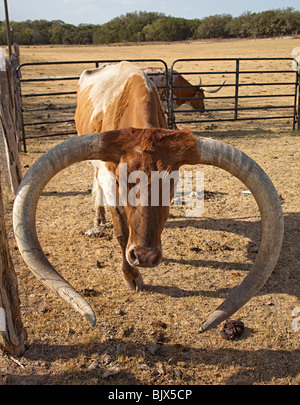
[170,57,299,130]
[16,57,299,152]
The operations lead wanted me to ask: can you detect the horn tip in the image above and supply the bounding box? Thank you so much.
[199,310,226,333]
[199,322,212,334]
[199,325,206,333]
[85,311,96,327]
[199,322,216,333]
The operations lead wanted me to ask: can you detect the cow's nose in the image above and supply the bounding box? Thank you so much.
[127,246,162,267]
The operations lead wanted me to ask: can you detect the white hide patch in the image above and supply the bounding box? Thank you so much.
[78,61,152,123]
[92,161,117,206]
[143,67,175,110]
[144,68,167,95]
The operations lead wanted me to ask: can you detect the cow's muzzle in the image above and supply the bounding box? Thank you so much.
[127,245,162,268]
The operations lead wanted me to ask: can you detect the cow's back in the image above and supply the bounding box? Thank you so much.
[75,61,167,135]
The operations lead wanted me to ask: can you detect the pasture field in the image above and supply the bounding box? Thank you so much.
[1,38,300,385]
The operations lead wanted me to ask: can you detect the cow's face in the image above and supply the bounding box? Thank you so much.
[172,75,206,113]
[192,87,205,113]
[114,147,178,268]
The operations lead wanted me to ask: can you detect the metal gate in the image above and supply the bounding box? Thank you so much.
[170,57,299,130]
[17,57,299,152]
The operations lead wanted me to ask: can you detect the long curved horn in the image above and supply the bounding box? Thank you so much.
[199,77,226,93]
[192,137,284,332]
[13,131,123,326]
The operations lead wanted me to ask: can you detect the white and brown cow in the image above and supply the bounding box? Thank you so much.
[13,61,283,333]
[75,62,167,237]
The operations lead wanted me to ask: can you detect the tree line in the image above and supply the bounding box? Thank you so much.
[0,8,299,46]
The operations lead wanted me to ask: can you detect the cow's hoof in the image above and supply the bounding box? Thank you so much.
[84,225,107,237]
[123,273,144,292]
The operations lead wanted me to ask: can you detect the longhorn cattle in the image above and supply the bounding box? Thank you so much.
[143,67,225,113]
[13,61,283,333]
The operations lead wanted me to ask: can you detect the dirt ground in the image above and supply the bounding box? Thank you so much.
[1,38,300,385]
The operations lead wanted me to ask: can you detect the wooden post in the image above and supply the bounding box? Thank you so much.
[11,44,24,150]
[0,173,26,357]
[0,49,23,195]
[4,0,12,59]
[0,40,26,356]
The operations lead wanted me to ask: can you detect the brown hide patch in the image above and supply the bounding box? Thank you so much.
[100,128,199,168]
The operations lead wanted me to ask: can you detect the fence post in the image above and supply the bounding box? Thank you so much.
[11,44,25,150]
[234,59,240,121]
[0,174,27,357]
[0,48,23,196]
[297,66,300,131]
[169,66,175,129]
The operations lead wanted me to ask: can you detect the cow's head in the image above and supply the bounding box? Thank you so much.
[101,128,198,268]
[173,75,225,113]
[190,86,206,112]
[13,128,283,332]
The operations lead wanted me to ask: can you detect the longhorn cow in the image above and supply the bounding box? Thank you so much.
[13,61,283,333]
[143,67,225,113]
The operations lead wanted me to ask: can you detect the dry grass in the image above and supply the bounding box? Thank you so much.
[1,38,300,385]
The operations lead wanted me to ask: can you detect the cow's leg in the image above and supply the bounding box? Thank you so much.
[94,186,106,227]
[85,170,107,236]
[110,207,143,291]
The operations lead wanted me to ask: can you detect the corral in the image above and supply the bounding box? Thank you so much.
[17,50,299,149]
[1,38,300,385]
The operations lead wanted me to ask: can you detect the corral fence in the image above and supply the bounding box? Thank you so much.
[170,58,299,130]
[0,46,26,357]
[16,57,300,152]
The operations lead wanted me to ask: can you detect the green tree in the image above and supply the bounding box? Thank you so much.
[93,11,165,44]
[0,23,7,45]
[50,21,65,44]
[195,14,233,39]
[228,11,259,38]
[1,8,299,46]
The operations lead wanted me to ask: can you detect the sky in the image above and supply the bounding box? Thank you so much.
[2,0,300,26]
